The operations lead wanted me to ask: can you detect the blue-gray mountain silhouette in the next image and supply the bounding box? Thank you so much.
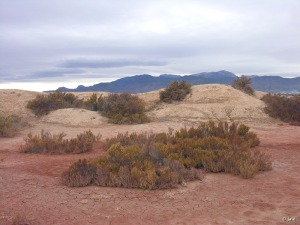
[55,70,300,93]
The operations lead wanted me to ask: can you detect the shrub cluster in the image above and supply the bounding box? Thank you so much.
[27,92,84,116]
[27,92,150,125]
[0,115,23,137]
[84,93,98,111]
[232,75,254,95]
[97,93,150,124]
[21,130,99,154]
[261,94,300,123]
[160,80,192,102]
[62,121,272,189]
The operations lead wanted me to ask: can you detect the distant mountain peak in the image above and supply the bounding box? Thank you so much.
[192,70,236,78]
[50,71,300,94]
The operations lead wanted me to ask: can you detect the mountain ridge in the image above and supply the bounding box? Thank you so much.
[54,70,300,93]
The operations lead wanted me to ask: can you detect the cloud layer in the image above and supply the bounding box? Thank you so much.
[1,0,300,87]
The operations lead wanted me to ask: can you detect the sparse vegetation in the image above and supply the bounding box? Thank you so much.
[0,114,23,137]
[97,93,150,124]
[62,121,271,189]
[27,92,84,116]
[21,130,99,154]
[232,75,255,95]
[261,94,300,124]
[160,80,192,102]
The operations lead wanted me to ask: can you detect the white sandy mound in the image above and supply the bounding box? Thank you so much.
[0,89,39,118]
[40,108,107,127]
[146,84,270,123]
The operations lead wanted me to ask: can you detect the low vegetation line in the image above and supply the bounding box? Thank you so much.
[62,121,272,189]
[261,93,300,124]
[20,130,100,154]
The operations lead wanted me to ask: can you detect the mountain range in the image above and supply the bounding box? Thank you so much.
[55,70,300,94]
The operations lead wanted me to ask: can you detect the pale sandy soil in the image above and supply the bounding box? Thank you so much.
[0,85,299,225]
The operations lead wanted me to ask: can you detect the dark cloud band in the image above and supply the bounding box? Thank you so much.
[59,59,168,69]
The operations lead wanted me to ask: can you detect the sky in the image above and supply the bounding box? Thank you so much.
[1,0,300,91]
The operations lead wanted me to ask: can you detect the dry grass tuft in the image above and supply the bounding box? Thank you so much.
[0,115,24,137]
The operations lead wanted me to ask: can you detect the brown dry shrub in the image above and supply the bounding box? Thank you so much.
[261,94,300,123]
[21,130,98,154]
[62,159,97,187]
[0,115,24,137]
[27,92,84,116]
[232,75,254,95]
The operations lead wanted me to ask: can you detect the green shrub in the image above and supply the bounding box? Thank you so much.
[62,121,271,189]
[0,115,23,137]
[97,93,150,124]
[261,94,300,123]
[21,130,99,154]
[160,80,192,102]
[232,75,254,95]
[27,92,84,116]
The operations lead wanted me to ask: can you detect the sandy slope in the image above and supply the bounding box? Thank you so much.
[0,89,38,119]
[144,84,270,123]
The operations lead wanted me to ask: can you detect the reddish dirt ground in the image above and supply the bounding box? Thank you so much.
[0,122,300,225]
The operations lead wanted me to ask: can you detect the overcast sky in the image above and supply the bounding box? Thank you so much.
[1,0,300,91]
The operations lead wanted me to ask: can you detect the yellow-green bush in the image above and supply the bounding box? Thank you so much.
[62,121,271,189]
[160,80,192,102]
[97,93,150,124]
[84,93,98,111]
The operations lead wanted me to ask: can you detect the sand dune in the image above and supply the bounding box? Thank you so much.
[0,84,271,126]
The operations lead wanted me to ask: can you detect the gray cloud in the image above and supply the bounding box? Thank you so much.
[0,0,300,90]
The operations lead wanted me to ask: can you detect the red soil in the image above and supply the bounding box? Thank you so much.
[0,123,299,225]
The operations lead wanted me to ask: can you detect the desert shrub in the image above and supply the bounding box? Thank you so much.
[232,75,254,95]
[84,93,98,111]
[61,159,97,187]
[97,93,150,124]
[21,130,99,154]
[27,92,84,116]
[0,114,23,137]
[261,94,300,123]
[63,121,271,189]
[159,80,192,102]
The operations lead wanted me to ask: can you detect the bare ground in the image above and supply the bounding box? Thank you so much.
[0,85,299,225]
